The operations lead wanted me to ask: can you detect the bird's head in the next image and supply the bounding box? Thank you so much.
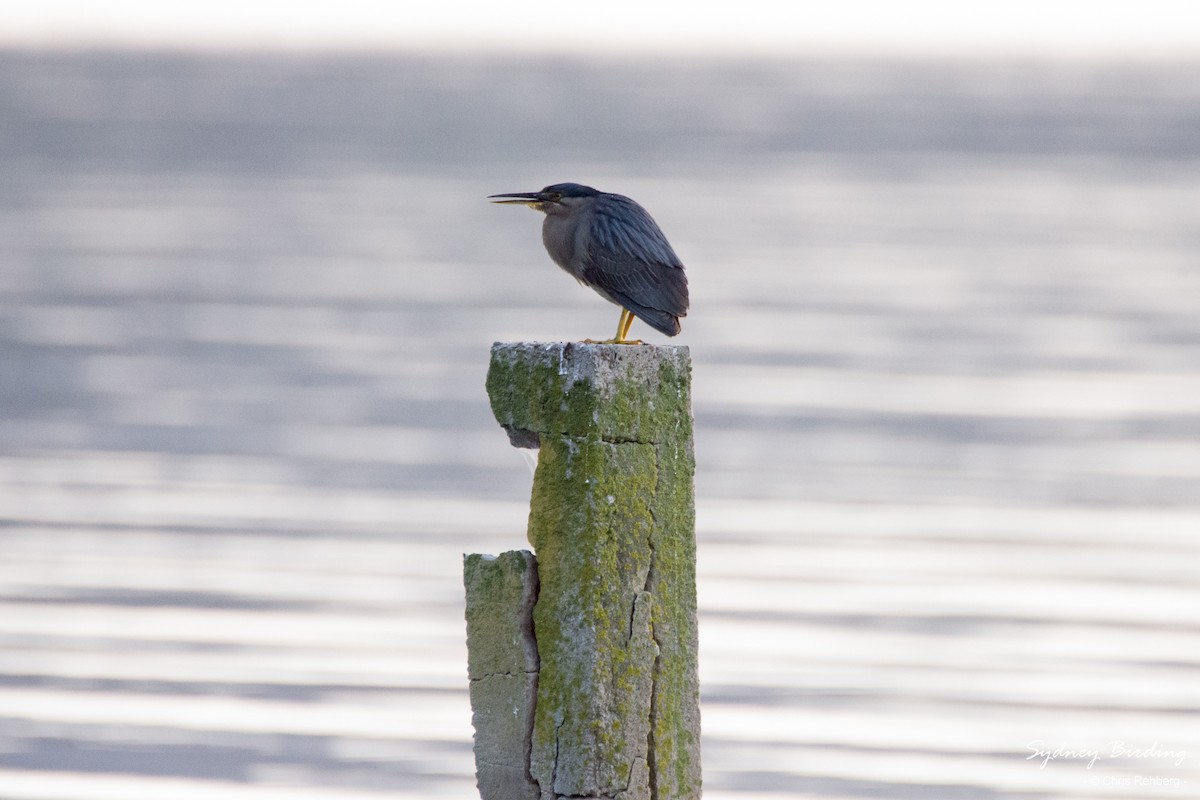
[489,183,599,215]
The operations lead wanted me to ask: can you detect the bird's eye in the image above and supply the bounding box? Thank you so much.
[548,192,562,201]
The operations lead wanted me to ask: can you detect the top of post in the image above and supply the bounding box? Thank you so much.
[486,342,692,448]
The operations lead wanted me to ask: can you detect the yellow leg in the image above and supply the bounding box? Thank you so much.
[584,308,644,345]
[618,308,635,342]
[614,309,643,344]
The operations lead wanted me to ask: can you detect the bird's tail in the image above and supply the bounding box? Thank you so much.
[628,304,682,337]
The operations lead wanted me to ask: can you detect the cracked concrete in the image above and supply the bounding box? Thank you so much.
[464,550,541,800]
[466,342,700,800]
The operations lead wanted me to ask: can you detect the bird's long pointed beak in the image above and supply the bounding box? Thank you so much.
[489,191,541,206]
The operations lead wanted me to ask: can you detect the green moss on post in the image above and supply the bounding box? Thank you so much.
[464,551,540,800]
[467,342,700,800]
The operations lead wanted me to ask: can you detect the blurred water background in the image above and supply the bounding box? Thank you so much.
[1,49,1199,799]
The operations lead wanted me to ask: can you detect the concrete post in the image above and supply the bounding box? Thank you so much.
[464,550,541,799]
[464,342,700,800]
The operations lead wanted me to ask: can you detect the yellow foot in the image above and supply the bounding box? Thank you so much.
[582,337,645,345]
[580,309,645,344]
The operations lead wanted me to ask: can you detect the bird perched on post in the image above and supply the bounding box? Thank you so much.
[490,183,688,344]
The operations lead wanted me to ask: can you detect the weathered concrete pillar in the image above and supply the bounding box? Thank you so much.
[464,342,700,800]
[464,550,541,799]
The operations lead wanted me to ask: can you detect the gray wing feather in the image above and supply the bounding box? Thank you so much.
[579,194,689,331]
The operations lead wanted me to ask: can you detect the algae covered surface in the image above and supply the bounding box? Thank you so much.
[480,342,701,799]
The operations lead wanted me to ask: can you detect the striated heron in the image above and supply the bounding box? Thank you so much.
[489,183,689,344]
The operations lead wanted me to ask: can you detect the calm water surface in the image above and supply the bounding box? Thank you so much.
[1,51,1198,799]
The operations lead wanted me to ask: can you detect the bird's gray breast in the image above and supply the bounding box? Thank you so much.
[541,213,586,281]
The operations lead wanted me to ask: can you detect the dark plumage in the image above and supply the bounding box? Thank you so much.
[490,183,689,342]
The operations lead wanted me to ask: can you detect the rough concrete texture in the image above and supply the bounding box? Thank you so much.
[472,342,700,800]
[464,551,541,800]
[486,342,694,449]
